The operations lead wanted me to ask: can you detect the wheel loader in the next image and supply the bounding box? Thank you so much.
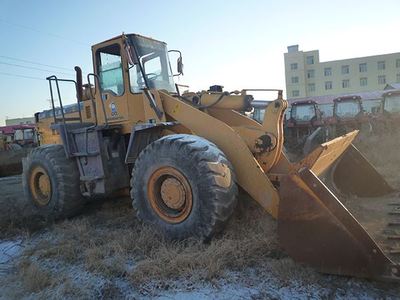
[23,33,400,281]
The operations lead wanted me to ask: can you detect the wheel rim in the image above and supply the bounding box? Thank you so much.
[30,166,51,206]
[147,166,193,224]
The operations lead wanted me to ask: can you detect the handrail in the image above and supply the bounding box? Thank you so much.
[46,75,83,124]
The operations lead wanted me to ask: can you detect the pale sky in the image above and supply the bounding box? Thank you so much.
[0,0,399,125]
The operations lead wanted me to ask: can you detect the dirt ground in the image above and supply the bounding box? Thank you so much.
[1,132,400,299]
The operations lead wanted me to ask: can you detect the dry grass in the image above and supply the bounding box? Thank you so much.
[130,198,281,284]
[5,194,281,296]
[19,260,53,293]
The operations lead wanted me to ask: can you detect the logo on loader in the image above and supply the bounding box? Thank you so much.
[110,103,118,117]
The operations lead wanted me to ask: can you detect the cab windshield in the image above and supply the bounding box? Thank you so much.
[335,101,360,118]
[14,129,33,141]
[253,107,266,123]
[291,104,315,121]
[384,95,400,113]
[129,35,176,93]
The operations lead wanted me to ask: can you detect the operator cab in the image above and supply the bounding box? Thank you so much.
[333,96,363,119]
[73,34,184,127]
[287,100,321,127]
[382,90,400,114]
[251,100,270,123]
[95,34,178,96]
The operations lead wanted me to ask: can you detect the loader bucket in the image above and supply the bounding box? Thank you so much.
[278,131,400,281]
[327,144,394,197]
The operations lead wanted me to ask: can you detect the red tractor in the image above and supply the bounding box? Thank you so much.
[330,95,371,137]
[0,125,36,151]
[251,100,271,123]
[374,90,400,133]
[284,100,327,154]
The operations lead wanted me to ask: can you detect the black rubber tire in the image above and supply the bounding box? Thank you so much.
[23,144,84,219]
[131,134,238,241]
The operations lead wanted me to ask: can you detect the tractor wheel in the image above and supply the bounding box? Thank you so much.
[23,144,84,219]
[131,134,238,241]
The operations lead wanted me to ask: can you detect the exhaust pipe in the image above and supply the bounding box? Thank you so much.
[74,66,83,102]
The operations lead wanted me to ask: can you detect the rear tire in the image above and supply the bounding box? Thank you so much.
[23,144,84,219]
[131,134,238,241]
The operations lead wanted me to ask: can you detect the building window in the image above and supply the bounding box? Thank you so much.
[396,59,400,68]
[325,81,332,90]
[342,79,350,88]
[307,83,315,92]
[290,63,298,70]
[324,67,332,76]
[378,61,385,70]
[307,69,315,79]
[378,75,386,85]
[397,74,400,83]
[291,76,299,84]
[359,63,367,72]
[306,56,314,65]
[292,90,300,97]
[341,65,349,75]
[360,77,368,86]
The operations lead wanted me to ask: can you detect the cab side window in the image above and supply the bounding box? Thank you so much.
[97,44,124,96]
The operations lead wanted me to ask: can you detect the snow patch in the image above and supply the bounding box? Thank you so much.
[0,239,23,274]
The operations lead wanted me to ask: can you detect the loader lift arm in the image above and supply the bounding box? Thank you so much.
[158,90,400,280]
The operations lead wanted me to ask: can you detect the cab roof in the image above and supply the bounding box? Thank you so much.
[292,100,317,106]
[333,95,362,102]
[91,33,167,49]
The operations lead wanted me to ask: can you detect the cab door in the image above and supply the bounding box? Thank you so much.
[96,43,129,125]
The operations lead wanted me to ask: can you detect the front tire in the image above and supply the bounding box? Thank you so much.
[23,144,84,219]
[131,134,238,241]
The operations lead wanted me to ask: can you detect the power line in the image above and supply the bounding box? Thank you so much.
[0,54,73,71]
[0,17,89,47]
[0,61,75,76]
[0,71,46,81]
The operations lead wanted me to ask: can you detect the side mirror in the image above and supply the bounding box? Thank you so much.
[169,50,183,76]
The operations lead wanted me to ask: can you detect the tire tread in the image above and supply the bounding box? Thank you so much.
[131,134,238,240]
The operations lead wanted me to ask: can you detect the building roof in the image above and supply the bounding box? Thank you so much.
[384,83,400,90]
[288,90,384,105]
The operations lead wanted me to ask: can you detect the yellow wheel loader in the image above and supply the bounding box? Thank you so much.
[23,33,399,281]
